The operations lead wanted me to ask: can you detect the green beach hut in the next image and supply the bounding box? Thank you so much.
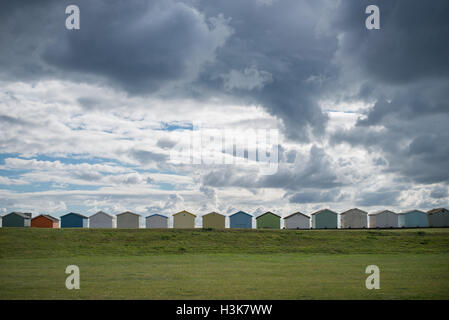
[2,212,32,227]
[256,211,281,229]
[311,209,338,229]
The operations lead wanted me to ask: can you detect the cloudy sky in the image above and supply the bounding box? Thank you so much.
[0,0,448,222]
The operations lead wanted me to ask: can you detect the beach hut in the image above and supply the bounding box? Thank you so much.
[146,214,169,229]
[89,211,116,228]
[202,212,225,229]
[229,211,252,229]
[117,211,142,228]
[369,210,399,228]
[31,214,59,228]
[398,210,428,228]
[173,210,196,228]
[2,212,31,227]
[283,211,311,229]
[60,212,88,228]
[427,208,449,227]
[340,208,367,229]
[311,209,338,229]
[256,211,281,229]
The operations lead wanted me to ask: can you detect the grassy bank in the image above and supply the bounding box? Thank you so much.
[0,228,448,299]
[1,228,448,258]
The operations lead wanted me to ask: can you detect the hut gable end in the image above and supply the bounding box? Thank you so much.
[229,211,253,229]
[427,208,449,227]
[173,210,196,228]
[284,211,311,229]
[202,212,225,229]
[117,211,142,229]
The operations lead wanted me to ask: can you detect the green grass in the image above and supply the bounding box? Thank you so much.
[1,227,448,258]
[0,228,448,299]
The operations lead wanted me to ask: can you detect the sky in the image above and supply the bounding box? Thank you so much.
[0,0,448,222]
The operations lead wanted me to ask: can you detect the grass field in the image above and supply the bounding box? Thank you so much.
[1,228,448,299]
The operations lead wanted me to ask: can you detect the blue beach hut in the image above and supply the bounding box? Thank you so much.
[229,211,252,229]
[398,210,428,228]
[60,212,88,228]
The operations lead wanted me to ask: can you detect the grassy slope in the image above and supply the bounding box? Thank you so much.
[1,228,448,299]
[1,228,448,258]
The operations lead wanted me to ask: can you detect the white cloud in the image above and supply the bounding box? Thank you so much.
[0,176,29,185]
[0,78,445,215]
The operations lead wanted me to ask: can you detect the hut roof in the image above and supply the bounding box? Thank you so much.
[340,208,367,215]
[173,210,196,217]
[7,212,32,219]
[427,208,448,214]
[32,214,59,222]
[311,209,337,216]
[91,211,114,218]
[256,211,281,219]
[283,211,310,220]
[146,214,168,219]
[369,210,397,216]
[398,209,426,215]
[117,211,141,217]
[60,212,88,219]
[203,212,225,217]
[229,211,252,218]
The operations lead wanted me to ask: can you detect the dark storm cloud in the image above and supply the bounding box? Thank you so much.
[333,119,449,185]
[0,0,61,81]
[201,167,257,189]
[334,0,449,84]
[258,146,341,190]
[0,0,232,92]
[288,189,342,204]
[1,0,449,191]
[355,189,400,207]
[330,0,449,185]
[430,186,448,199]
[0,0,338,143]
[44,0,233,94]
[202,145,341,190]
[194,0,338,141]
[332,84,449,185]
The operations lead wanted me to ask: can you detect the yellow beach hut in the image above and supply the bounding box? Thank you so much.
[202,212,225,229]
[173,210,196,228]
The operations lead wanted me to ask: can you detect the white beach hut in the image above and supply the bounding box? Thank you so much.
[369,210,398,228]
[283,212,310,229]
[89,211,116,228]
[117,211,142,229]
[340,208,368,229]
[146,214,169,229]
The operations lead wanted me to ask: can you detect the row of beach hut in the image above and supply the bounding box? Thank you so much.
[1,208,448,229]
